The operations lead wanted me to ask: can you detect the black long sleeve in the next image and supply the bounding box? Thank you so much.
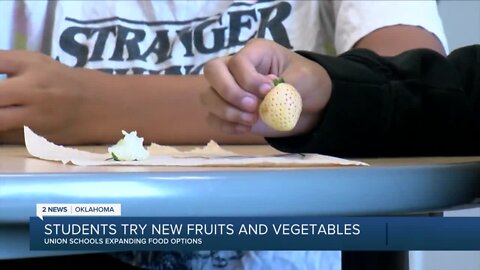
[266,46,480,158]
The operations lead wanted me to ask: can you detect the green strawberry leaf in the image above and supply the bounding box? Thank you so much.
[273,78,285,86]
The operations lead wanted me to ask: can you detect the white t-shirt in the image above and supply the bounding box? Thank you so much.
[10,0,448,75]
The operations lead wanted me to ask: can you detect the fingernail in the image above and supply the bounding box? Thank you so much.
[259,83,272,95]
[241,96,256,110]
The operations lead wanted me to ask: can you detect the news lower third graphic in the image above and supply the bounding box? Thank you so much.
[31,203,480,251]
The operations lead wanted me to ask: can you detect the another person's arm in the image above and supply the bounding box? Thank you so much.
[268,46,480,157]
[202,39,480,157]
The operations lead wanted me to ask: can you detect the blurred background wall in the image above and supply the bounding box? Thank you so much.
[439,0,480,52]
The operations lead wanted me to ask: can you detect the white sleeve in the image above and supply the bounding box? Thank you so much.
[333,0,449,54]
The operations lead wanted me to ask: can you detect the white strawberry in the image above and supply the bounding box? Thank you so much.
[259,78,302,131]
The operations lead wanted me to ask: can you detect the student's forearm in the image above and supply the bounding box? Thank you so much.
[73,71,265,145]
[267,48,480,157]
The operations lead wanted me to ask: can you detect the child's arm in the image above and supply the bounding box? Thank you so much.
[0,50,265,145]
[267,46,480,157]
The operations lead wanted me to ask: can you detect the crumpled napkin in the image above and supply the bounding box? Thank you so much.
[24,126,368,167]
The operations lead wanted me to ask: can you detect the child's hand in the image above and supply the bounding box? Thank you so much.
[0,50,103,144]
[201,38,332,137]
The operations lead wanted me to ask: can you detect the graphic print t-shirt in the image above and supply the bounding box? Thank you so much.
[13,0,448,75]
[50,1,326,75]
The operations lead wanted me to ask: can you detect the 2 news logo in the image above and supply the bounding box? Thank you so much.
[36,203,122,219]
[40,205,68,213]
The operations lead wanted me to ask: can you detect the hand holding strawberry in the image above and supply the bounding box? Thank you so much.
[202,38,332,137]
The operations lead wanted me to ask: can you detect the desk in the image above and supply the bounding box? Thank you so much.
[1,145,480,267]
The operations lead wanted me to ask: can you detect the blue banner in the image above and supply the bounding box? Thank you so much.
[30,216,480,251]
